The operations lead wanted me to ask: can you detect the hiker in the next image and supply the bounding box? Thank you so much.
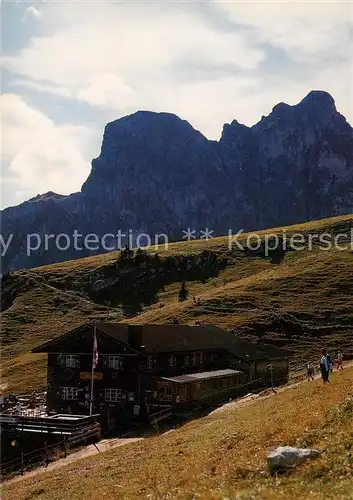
[319,348,330,383]
[336,350,344,370]
[307,361,315,381]
[15,401,22,415]
[327,352,333,373]
[29,392,36,409]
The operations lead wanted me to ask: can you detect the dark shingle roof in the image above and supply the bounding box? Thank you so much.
[32,322,290,360]
[125,324,229,353]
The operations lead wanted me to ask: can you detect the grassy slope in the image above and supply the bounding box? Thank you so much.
[1,214,353,394]
[3,367,353,500]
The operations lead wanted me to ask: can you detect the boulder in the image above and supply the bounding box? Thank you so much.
[267,446,321,471]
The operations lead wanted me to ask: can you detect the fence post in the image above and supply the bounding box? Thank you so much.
[21,452,24,476]
[64,437,67,458]
[267,364,277,394]
[153,417,159,435]
[44,441,49,468]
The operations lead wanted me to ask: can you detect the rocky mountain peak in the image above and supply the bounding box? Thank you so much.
[28,191,66,203]
[103,110,202,142]
[253,91,342,137]
[220,119,250,143]
[2,91,352,271]
[298,89,336,109]
[271,102,292,116]
[295,90,338,123]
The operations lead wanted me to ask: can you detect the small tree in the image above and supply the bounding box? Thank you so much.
[178,281,189,302]
[118,245,134,265]
[134,247,144,264]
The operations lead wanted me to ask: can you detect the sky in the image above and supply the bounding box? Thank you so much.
[2,0,353,209]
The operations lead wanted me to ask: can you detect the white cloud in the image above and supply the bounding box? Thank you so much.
[24,6,43,21]
[3,3,265,117]
[77,73,135,108]
[4,1,352,133]
[2,1,352,208]
[2,94,96,206]
[12,78,72,98]
[214,1,352,62]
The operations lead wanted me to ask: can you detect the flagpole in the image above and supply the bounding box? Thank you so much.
[89,324,96,416]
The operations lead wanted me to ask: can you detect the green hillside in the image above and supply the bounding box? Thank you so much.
[1,214,352,394]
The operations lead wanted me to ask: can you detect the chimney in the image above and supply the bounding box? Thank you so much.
[128,325,143,349]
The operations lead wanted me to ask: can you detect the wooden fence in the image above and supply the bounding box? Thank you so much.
[1,438,67,478]
[0,414,101,479]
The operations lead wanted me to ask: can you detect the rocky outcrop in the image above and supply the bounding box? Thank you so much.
[1,91,352,270]
[81,111,236,235]
[219,90,353,228]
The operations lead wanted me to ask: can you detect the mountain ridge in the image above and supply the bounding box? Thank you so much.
[2,90,353,270]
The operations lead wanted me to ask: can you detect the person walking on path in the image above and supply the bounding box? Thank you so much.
[319,348,330,383]
[336,350,344,370]
[327,352,333,372]
[307,361,315,381]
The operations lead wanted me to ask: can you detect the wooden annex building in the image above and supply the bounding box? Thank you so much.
[32,323,290,432]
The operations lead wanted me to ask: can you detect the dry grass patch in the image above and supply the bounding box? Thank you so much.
[3,367,353,500]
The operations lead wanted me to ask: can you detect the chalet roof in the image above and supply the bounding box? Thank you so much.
[162,368,243,384]
[99,323,292,359]
[32,322,290,361]
[99,323,230,354]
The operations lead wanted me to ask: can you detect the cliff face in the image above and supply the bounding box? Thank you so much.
[81,111,235,234]
[219,91,353,229]
[2,91,353,270]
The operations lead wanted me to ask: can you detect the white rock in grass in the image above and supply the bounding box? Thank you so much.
[267,446,321,471]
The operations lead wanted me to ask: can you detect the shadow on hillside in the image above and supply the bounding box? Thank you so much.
[106,406,215,440]
[88,250,230,315]
[243,237,287,264]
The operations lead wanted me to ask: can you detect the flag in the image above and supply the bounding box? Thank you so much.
[92,329,98,369]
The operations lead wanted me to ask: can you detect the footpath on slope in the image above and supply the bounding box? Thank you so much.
[5,362,352,485]
[209,364,349,415]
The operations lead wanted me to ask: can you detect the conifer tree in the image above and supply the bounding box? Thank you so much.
[178,281,189,302]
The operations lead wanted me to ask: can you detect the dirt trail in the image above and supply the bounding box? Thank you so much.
[4,363,352,485]
[210,362,353,415]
